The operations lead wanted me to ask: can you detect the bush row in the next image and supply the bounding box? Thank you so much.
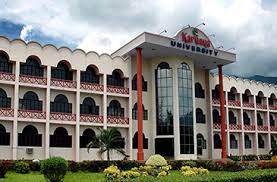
[228,154,272,161]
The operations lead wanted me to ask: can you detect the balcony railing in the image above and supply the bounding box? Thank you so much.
[107,85,129,95]
[0,72,15,82]
[50,112,76,121]
[269,105,277,110]
[50,78,77,88]
[243,102,255,108]
[80,114,103,124]
[229,124,242,130]
[256,104,267,110]
[213,123,227,130]
[270,126,277,132]
[0,108,14,117]
[228,100,241,107]
[107,116,129,125]
[18,109,46,119]
[80,82,104,92]
[257,125,268,131]
[212,99,226,105]
[244,124,255,131]
[19,74,47,85]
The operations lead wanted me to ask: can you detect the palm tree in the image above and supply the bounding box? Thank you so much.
[87,128,127,161]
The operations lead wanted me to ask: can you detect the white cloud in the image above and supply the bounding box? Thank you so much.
[20,24,33,41]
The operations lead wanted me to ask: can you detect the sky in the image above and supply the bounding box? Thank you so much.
[0,0,277,77]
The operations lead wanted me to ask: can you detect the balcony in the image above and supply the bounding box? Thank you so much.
[270,126,277,132]
[228,100,241,107]
[80,82,104,92]
[50,78,77,89]
[244,124,255,131]
[213,123,227,130]
[50,112,76,121]
[0,72,15,82]
[18,109,46,119]
[0,108,14,117]
[256,104,267,110]
[107,85,129,95]
[80,114,103,124]
[243,102,255,108]
[19,74,47,85]
[257,125,268,131]
[107,116,129,125]
[229,124,242,130]
[269,105,277,111]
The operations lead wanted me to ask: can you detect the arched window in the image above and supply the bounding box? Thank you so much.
[80,97,99,115]
[0,124,10,145]
[196,108,205,123]
[51,61,72,80]
[0,52,12,73]
[0,88,11,108]
[80,129,98,148]
[81,66,100,84]
[257,113,263,126]
[271,135,276,148]
[256,91,264,104]
[269,93,276,106]
[20,57,43,77]
[19,91,42,111]
[107,100,124,117]
[270,115,275,127]
[107,69,124,87]
[178,63,193,154]
[132,103,148,120]
[212,85,220,99]
[243,112,250,125]
[229,111,237,124]
[18,125,42,146]
[50,94,72,113]
[245,135,252,149]
[111,130,125,148]
[132,132,148,149]
[242,89,251,103]
[156,62,173,136]
[214,134,222,149]
[195,83,205,98]
[228,87,237,101]
[132,74,147,91]
[230,134,238,149]
[50,127,72,148]
[197,133,206,155]
[258,135,265,148]
[213,109,221,124]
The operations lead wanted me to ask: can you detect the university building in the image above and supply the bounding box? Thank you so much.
[0,27,276,161]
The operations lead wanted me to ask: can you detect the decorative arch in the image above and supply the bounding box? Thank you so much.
[258,134,265,148]
[107,69,124,87]
[132,102,148,120]
[195,82,205,98]
[50,127,72,148]
[0,123,10,145]
[132,131,148,149]
[0,51,13,73]
[132,74,147,91]
[230,134,238,149]
[196,108,205,123]
[243,112,250,125]
[157,62,171,69]
[214,134,222,149]
[213,109,221,123]
[80,97,99,115]
[51,61,73,80]
[20,56,44,77]
[19,91,42,111]
[245,135,252,149]
[111,129,125,149]
[256,91,264,104]
[269,93,276,106]
[228,87,237,101]
[51,94,72,113]
[242,89,252,103]
[212,84,220,99]
[107,100,124,117]
[18,125,42,146]
[197,133,206,155]
[80,128,98,148]
[0,88,11,108]
[228,110,237,124]
[257,113,263,126]
[81,65,100,84]
[270,114,275,126]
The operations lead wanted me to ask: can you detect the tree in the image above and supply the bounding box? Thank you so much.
[87,128,127,161]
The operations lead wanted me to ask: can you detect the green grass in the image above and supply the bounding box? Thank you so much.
[0,169,277,182]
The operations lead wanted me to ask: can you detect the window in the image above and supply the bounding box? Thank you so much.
[0,88,11,108]
[0,52,12,73]
[80,129,98,148]
[243,112,250,125]
[269,93,276,106]
[19,91,42,111]
[213,109,221,124]
[132,74,147,91]
[197,134,206,155]
[18,125,42,146]
[178,63,194,154]
[20,57,43,77]
[195,83,205,98]
[257,113,263,126]
[0,124,10,145]
[212,85,220,99]
[50,127,72,148]
[229,111,237,124]
[81,66,100,84]
[256,91,264,104]
[196,108,205,123]
[242,89,251,103]
[228,87,237,101]
[107,69,124,87]
[155,62,173,135]
[270,115,275,127]
[214,134,222,149]
[230,134,238,149]
[111,130,125,149]
[258,135,265,148]
[245,135,252,149]
[107,100,124,117]
[51,61,72,80]
[132,103,148,120]
[80,97,99,115]
[271,135,276,148]
[50,94,72,113]
[132,132,148,149]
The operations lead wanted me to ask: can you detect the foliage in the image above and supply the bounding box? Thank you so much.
[145,154,168,167]
[103,165,121,181]
[40,157,68,182]
[28,159,40,171]
[181,165,209,176]
[87,128,127,161]
[14,161,30,174]
[0,161,8,178]
[182,160,197,167]
[68,161,79,172]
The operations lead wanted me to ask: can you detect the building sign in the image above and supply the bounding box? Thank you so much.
[170,27,218,56]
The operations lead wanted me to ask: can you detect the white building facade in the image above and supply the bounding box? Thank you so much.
[0,27,276,161]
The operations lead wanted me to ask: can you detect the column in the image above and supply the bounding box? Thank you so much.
[218,65,227,159]
[136,48,144,161]
[103,74,107,129]
[266,98,271,151]
[226,92,230,156]
[205,71,213,159]
[239,93,245,155]
[128,71,133,160]
[253,96,258,155]
[173,65,180,159]
[75,70,80,162]
[45,65,51,159]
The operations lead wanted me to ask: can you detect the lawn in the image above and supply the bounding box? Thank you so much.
[1,169,277,182]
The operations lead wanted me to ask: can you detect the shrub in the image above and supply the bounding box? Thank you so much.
[182,160,197,167]
[29,159,40,171]
[259,154,272,160]
[167,160,183,170]
[14,161,30,174]
[103,165,121,181]
[145,154,167,167]
[242,154,258,161]
[41,157,68,182]
[0,161,8,178]
[181,165,209,176]
[68,161,79,172]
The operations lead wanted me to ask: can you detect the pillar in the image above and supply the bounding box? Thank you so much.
[75,70,80,162]
[45,65,51,159]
